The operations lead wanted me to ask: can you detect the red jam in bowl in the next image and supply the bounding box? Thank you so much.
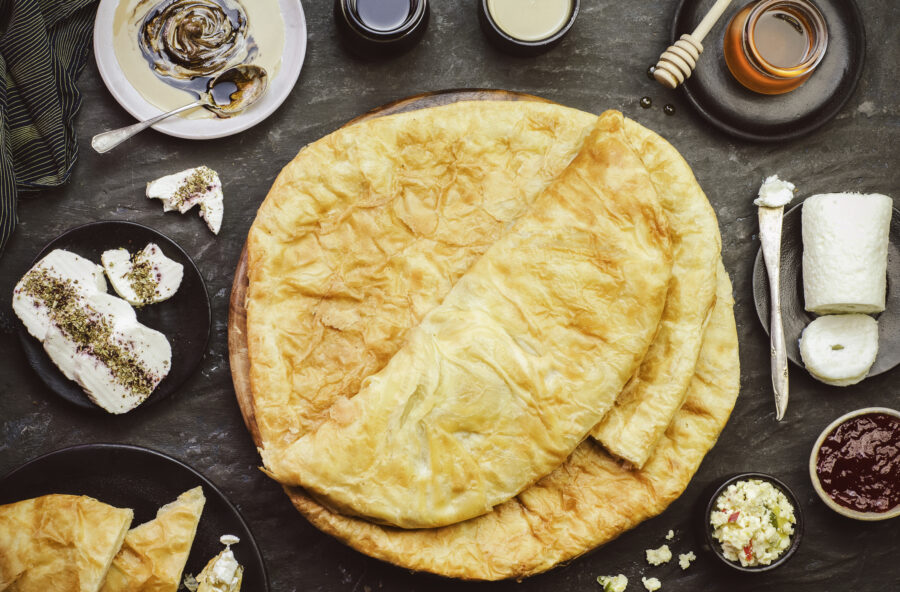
[815,412,900,513]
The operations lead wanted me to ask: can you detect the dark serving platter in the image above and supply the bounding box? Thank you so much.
[0,443,269,590]
[15,220,210,412]
[673,0,866,142]
[752,203,900,377]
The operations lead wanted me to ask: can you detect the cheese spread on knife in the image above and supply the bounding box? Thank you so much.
[261,111,673,529]
[12,249,172,414]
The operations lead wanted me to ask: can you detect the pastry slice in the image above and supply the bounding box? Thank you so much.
[195,535,243,592]
[100,487,206,592]
[0,494,134,592]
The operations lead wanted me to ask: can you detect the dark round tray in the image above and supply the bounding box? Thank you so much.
[0,443,268,591]
[673,0,866,142]
[15,220,211,412]
[752,203,900,378]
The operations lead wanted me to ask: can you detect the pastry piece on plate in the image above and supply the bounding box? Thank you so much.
[195,535,243,592]
[100,486,206,592]
[101,243,184,307]
[0,494,133,592]
[261,110,673,529]
[146,166,223,234]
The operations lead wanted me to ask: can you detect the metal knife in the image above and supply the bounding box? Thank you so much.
[758,206,789,420]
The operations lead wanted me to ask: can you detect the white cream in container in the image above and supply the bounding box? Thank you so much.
[802,193,893,314]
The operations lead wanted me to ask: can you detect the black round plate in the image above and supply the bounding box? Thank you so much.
[0,443,268,590]
[752,203,900,377]
[673,0,866,142]
[15,221,211,411]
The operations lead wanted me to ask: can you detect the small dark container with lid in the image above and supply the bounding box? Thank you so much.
[335,0,429,58]
[478,0,579,56]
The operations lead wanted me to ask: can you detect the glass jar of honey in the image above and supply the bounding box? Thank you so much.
[723,0,827,95]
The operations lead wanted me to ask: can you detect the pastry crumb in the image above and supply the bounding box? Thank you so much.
[678,551,696,570]
[645,544,672,566]
[642,576,661,591]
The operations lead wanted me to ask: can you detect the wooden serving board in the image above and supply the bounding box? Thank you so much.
[227,89,552,446]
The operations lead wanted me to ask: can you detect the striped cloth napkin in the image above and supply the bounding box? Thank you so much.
[0,0,97,255]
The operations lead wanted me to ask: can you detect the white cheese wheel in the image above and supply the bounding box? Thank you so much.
[802,193,893,314]
[799,314,878,386]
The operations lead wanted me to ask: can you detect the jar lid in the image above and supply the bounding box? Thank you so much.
[478,0,579,56]
[335,0,429,57]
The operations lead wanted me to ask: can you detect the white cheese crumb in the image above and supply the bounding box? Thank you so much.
[642,576,662,591]
[754,174,795,208]
[665,529,674,540]
[597,574,628,592]
[678,551,696,570]
[645,544,672,566]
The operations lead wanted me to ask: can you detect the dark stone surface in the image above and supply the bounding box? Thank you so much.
[1,1,898,590]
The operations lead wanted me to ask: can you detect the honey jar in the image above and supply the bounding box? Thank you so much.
[723,0,827,95]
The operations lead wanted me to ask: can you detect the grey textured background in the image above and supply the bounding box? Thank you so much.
[2,1,899,590]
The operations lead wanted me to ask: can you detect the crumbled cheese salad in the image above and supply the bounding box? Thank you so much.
[709,479,796,567]
[641,576,661,591]
[597,574,628,592]
[645,544,672,566]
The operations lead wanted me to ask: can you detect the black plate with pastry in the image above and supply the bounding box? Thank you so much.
[15,220,210,412]
[752,203,900,377]
[0,443,268,591]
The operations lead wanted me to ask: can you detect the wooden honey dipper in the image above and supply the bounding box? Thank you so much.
[653,0,734,89]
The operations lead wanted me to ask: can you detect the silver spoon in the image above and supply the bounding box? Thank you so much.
[758,205,789,420]
[92,65,268,153]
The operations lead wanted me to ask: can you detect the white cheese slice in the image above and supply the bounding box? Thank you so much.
[147,166,224,234]
[12,249,172,414]
[802,193,893,314]
[102,243,184,307]
[799,314,879,386]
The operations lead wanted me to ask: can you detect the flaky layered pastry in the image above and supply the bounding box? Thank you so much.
[242,99,738,578]
[261,111,673,528]
[0,494,134,592]
[100,486,206,592]
[589,118,722,467]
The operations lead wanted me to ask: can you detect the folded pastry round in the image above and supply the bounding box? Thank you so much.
[242,98,737,578]
[260,111,673,528]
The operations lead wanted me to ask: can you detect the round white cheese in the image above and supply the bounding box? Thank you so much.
[802,193,893,314]
[799,314,878,386]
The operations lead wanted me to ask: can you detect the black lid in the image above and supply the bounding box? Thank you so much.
[478,0,579,56]
[335,0,429,58]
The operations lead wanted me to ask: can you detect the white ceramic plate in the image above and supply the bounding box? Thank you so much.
[93,0,306,140]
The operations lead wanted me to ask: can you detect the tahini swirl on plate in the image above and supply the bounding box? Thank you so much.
[139,0,254,81]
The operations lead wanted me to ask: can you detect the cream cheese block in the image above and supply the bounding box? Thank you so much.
[147,166,224,234]
[12,249,172,413]
[802,193,893,314]
[101,243,184,307]
[799,314,879,386]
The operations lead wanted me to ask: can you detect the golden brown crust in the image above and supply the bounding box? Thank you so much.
[260,111,673,529]
[282,261,737,580]
[100,487,205,592]
[589,119,723,467]
[0,494,134,592]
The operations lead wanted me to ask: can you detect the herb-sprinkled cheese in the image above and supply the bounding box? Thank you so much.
[173,166,216,209]
[125,249,159,304]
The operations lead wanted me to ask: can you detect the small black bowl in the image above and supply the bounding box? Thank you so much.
[478,0,579,56]
[703,472,804,573]
[335,0,429,58]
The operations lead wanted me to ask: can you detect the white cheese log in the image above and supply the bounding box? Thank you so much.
[802,193,893,314]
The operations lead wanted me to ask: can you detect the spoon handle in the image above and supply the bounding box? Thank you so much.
[91,101,203,153]
[758,206,789,420]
